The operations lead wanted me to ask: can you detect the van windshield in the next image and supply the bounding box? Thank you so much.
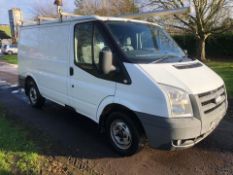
[10,44,17,48]
[105,21,185,63]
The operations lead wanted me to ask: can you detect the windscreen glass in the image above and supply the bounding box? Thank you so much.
[106,21,185,63]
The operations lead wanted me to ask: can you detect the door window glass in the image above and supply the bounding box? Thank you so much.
[93,25,110,68]
[75,23,93,66]
[75,22,111,73]
[74,22,128,83]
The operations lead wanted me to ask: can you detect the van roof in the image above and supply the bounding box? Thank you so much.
[21,7,191,28]
[21,15,159,28]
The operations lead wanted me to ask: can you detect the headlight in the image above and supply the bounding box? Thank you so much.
[160,84,193,118]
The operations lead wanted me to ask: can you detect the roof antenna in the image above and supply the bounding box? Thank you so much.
[54,0,63,21]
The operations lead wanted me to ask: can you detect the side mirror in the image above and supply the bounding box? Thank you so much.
[184,49,188,56]
[99,49,116,75]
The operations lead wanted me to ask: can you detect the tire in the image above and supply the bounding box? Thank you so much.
[27,80,45,108]
[7,51,13,55]
[106,111,141,156]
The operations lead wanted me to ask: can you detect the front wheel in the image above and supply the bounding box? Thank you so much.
[27,80,45,108]
[7,51,13,55]
[106,112,141,156]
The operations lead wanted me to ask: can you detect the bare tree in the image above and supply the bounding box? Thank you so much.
[147,0,233,61]
[30,1,75,19]
[31,1,58,19]
[75,0,138,16]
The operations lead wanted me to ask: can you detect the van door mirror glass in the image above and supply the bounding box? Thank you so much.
[99,48,116,74]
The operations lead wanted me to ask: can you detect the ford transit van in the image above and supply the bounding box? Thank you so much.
[18,16,228,155]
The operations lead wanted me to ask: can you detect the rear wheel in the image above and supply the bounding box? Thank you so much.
[27,80,45,108]
[106,111,141,156]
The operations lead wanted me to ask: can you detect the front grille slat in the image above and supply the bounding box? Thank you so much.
[202,103,217,113]
[205,101,226,117]
[199,87,225,103]
[198,85,226,115]
[202,95,226,113]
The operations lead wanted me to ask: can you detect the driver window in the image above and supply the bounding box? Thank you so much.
[93,25,110,68]
[75,23,92,65]
[74,22,111,75]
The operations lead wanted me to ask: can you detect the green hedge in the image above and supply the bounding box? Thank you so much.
[173,33,233,59]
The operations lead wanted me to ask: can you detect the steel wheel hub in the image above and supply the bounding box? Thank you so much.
[110,119,132,150]
[29,87,37,104]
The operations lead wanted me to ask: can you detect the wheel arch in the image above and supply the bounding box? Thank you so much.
[24,74,39,96]
[99,103,146,137]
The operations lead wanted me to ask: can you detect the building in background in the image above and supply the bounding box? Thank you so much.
[8,8,23,43]
[0,24,12,48]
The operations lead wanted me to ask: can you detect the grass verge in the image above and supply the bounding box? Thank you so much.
[0,55,17,64]
[0,107,40,175]
[206,61,233,97]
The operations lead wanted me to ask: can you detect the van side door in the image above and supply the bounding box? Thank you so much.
[69,21,116,121]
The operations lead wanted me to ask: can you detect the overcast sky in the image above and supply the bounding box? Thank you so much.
[0,0,76,24]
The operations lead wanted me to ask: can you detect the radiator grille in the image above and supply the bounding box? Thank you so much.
[198,86,226,114]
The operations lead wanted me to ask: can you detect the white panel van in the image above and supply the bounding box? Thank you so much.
[18,16,228,156]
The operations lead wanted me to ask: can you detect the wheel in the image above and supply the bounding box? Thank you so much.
[7,51,13,55]
[106,111,141,156]
[27,80,45,108]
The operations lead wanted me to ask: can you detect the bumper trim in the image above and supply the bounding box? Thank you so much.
[171,119,219,149]
[136,111,225,150]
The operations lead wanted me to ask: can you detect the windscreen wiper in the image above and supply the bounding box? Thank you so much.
[178,56,195,62]
[152,54,178,63]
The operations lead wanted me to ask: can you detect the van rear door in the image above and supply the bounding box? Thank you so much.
[68,21,116,121]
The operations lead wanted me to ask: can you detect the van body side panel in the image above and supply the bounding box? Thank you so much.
[68,21,116,122]
[19,24,70,105]
[19,27,43,93]
[69,68,116,121]
[36,24,69,105]
[18,27,39,79]
[115,63,169,118]
[96,96,115,120]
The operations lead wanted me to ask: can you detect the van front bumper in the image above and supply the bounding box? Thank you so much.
[136,112,225,150]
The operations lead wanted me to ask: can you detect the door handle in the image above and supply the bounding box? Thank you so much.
[70,67,74,76]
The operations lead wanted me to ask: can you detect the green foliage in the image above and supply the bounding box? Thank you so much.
[16,153,40,175]
[0,25,11,37]
[0,152,12,175]
[0,55,18,64]
[206,61,233,97]
[0,109,40,174]
[206,33,233,57]
[173,33,233,59]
